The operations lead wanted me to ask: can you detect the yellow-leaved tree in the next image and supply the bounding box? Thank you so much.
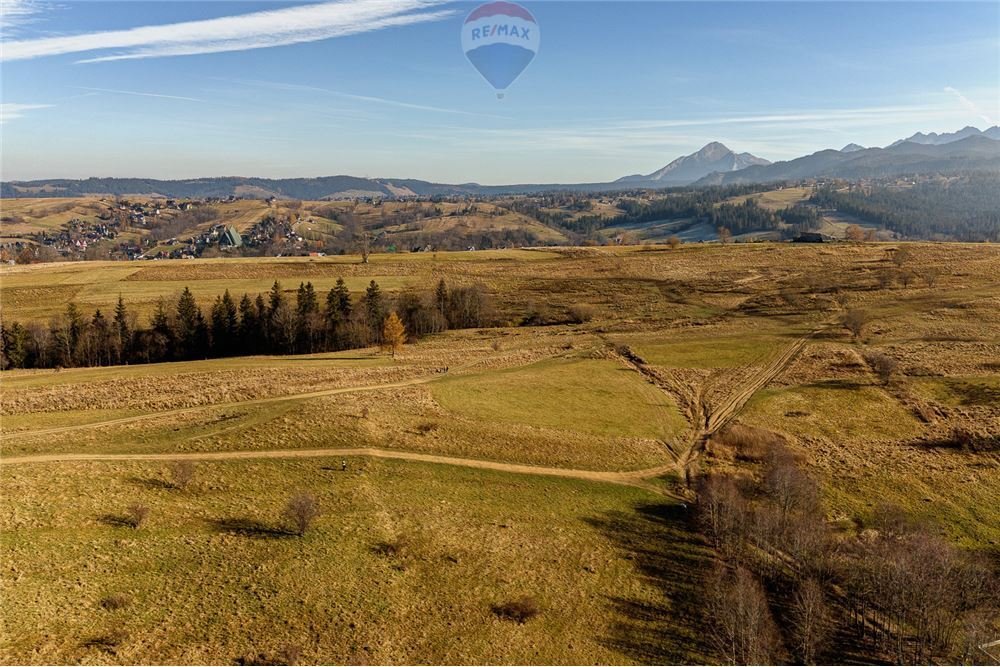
[382,311,406,358]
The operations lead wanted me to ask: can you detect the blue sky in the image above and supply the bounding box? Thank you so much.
[2,0,998,183]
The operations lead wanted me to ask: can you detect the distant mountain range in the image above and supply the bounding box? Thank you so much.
[3,126,998,199]
[694,133,1000,186]
[616,141,770,185]
[890,125,1000,147]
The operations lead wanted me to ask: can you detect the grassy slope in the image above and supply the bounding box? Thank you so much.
[0,250,561,321]
[1,242,999,663]
[432,357,687,441]
[0,458,710,665]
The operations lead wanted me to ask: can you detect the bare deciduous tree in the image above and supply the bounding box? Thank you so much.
[171,461,195,491]
[842,308,868,339]
[127,503,150,529]
[864,351,900,385]
[920,267,943,288]
[696,473,749,562]
[282,492,321,536]
[892,245,913,267]
[877,270,895,289]
[764,446,819,525]
[790,578,831,664]
[705,566,781,665]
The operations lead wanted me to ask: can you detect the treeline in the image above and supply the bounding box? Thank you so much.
[705,199,822,237]
[0,279,494,370]
[696,425,997,664]
[502,185,824,239]
[810,174,1000,241]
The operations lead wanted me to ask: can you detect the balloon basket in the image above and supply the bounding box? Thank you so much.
[496,92,505,100]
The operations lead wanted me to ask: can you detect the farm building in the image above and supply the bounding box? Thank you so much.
[219,226,242,248]
[793,232,826,243]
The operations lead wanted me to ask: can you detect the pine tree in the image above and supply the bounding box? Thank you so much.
[296,281,318,316]
[334,278,352,319]
[1,322,29,369]
[113,295,131,364]
[268,281,284,318]
[237,293,257,354]
[65,302,84,363]
[175,287,201,359]
[267,281,285,352]
[364,280,385,343]
[435,279,448,317]
[210,296,227,355]
[324,278,352,349]
[295,281,319,352]
[218,290,238,354]
[90,309,112,366]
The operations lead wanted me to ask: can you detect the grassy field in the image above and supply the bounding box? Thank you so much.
[617,330,785,369]
[2,242,999,663]
[0,250,559,321]
[0,198,110,236]
[432,357,687,441]
[0,458,711,665]
[719,186,812,210]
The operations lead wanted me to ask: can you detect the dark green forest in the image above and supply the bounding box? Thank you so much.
[809,174,1000,242]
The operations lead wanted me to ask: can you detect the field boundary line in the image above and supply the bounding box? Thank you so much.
[0,446,681,495]
[3,371,448,440]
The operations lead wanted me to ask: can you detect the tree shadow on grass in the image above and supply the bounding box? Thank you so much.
[126,475,175,491]
[584,502,717,664]
[97,514,135,528]
[208,517,293,539]
[81,631,127,655]
[803,378,869,391]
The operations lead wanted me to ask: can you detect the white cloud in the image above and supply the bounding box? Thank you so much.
[943,86,996,126]
[0,0,44,36]
[222,77,510,119]
[0,102,52,123]
[76,87,203,103]
[1,0,455,63]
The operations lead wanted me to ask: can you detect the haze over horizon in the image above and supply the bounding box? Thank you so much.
[2,0,998,184]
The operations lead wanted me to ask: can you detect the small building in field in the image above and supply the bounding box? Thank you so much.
[793,232,825,243]
[219,226,243,248]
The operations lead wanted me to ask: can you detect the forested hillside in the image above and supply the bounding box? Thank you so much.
[810,173,1000,241]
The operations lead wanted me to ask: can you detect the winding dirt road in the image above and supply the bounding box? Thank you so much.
[0,447,679,493]
[2,333,813,494]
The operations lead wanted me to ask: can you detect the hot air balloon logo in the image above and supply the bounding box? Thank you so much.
[461,1,539,98]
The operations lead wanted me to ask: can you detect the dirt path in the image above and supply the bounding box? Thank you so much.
[2,335,811,496]
[606,330,816,479]
[674,330,816,477]
[0,446,679,494]
[704,331,814,433]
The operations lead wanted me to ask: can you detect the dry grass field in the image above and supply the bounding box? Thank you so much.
[2,241,999,663]
[719,185,812,210]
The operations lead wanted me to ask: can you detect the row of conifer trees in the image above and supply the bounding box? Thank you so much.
[0,278,494,370]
